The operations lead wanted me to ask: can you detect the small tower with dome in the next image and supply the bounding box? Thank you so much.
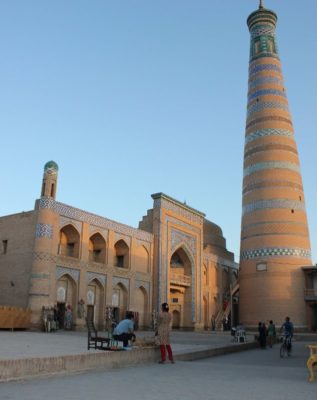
[41,161,58,200]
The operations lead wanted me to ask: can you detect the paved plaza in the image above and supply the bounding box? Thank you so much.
[0,340,315,400]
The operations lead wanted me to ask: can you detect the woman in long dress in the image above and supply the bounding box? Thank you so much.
[157,303,174,364]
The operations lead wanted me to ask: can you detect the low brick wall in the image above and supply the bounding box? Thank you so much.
[0,341,258,382]
[0,347,161,382]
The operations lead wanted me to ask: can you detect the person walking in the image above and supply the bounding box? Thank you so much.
[267,320,276,348]
[258,321,267,348]
[157,303,174,364]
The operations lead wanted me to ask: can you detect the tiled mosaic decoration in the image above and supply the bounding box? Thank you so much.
[154,197,204,225]
[242,199,306,216]
[86,271,106,286]
[248,89,286,101]
[56,266,80,283]
[170,228,197,258]
[112,276,129,289]
[35,223,53,239]
[39,198,153,242]
[247,101,289,117]
[248,76,284,89]
[249,63,281,76]
[241,247,311,260]
[245,128,294,144]
[251,26,275,38]
[243,161,300,178]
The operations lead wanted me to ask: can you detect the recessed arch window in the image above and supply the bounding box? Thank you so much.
[59,225,80,258]
[89,233,106,264]
[114,239,129,268]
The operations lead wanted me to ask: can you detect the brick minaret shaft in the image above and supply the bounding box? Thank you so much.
[239,3,311,329]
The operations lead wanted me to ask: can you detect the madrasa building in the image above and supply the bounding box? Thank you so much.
[0,161,238,330]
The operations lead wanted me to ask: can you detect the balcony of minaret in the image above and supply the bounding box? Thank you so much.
[170,272,191,287]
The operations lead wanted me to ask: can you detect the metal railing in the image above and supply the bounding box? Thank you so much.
[304,289,317,299]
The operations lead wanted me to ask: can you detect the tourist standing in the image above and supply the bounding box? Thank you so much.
[157,303,174,364]
[258,322,267,348]
[65,305,73,330]
[267,320,276,348]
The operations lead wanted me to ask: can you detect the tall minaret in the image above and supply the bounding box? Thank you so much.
[28,161,59,327]
[239,2,311,329]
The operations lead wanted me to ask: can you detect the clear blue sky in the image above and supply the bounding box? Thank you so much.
[1,1,316,263]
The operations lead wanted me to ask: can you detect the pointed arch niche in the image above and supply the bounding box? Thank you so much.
[56,273,77,329]
[89,233,106,264]
[86,278,105,329]
[59,224,80,258]
[114,240,129,268]
[169,246,193,328]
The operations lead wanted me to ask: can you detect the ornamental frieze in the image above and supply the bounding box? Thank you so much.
[39,198,153,242]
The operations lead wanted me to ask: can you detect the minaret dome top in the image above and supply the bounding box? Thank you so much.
[44,160,59,174]
[247,2,277,31]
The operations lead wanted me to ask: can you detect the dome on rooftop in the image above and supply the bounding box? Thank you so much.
[44,160,59,173]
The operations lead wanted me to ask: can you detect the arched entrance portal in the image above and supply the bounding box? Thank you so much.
[169,247,193,329]
[56,274,77,329]
[112,283,128,322]
[86,279,105,329]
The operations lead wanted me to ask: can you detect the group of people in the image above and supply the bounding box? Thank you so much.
[113,303,174,364]
[42,304,73,332]
[258,317,294,349]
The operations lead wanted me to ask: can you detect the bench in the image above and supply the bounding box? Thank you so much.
[306,344,317,383]
[86,318,111,350]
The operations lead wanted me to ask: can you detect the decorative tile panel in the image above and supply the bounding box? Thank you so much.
[251,26,275,38]
[248,76,284,89]
[112,276,129,290]
[242,199,306,216]
[170,228,197,257]
[245,128,294,144]
[153,198,204,225]
[247,101,289,117]
[241,247,311,260]
[86,272,106,286]
[35,223,53,239]
[249,63,281,76]
[38,198,153,243]
[248,89,286,102]
[243,161,300,178]
[56,266,80,283]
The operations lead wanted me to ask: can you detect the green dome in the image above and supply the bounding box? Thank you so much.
[44,160,59,172]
